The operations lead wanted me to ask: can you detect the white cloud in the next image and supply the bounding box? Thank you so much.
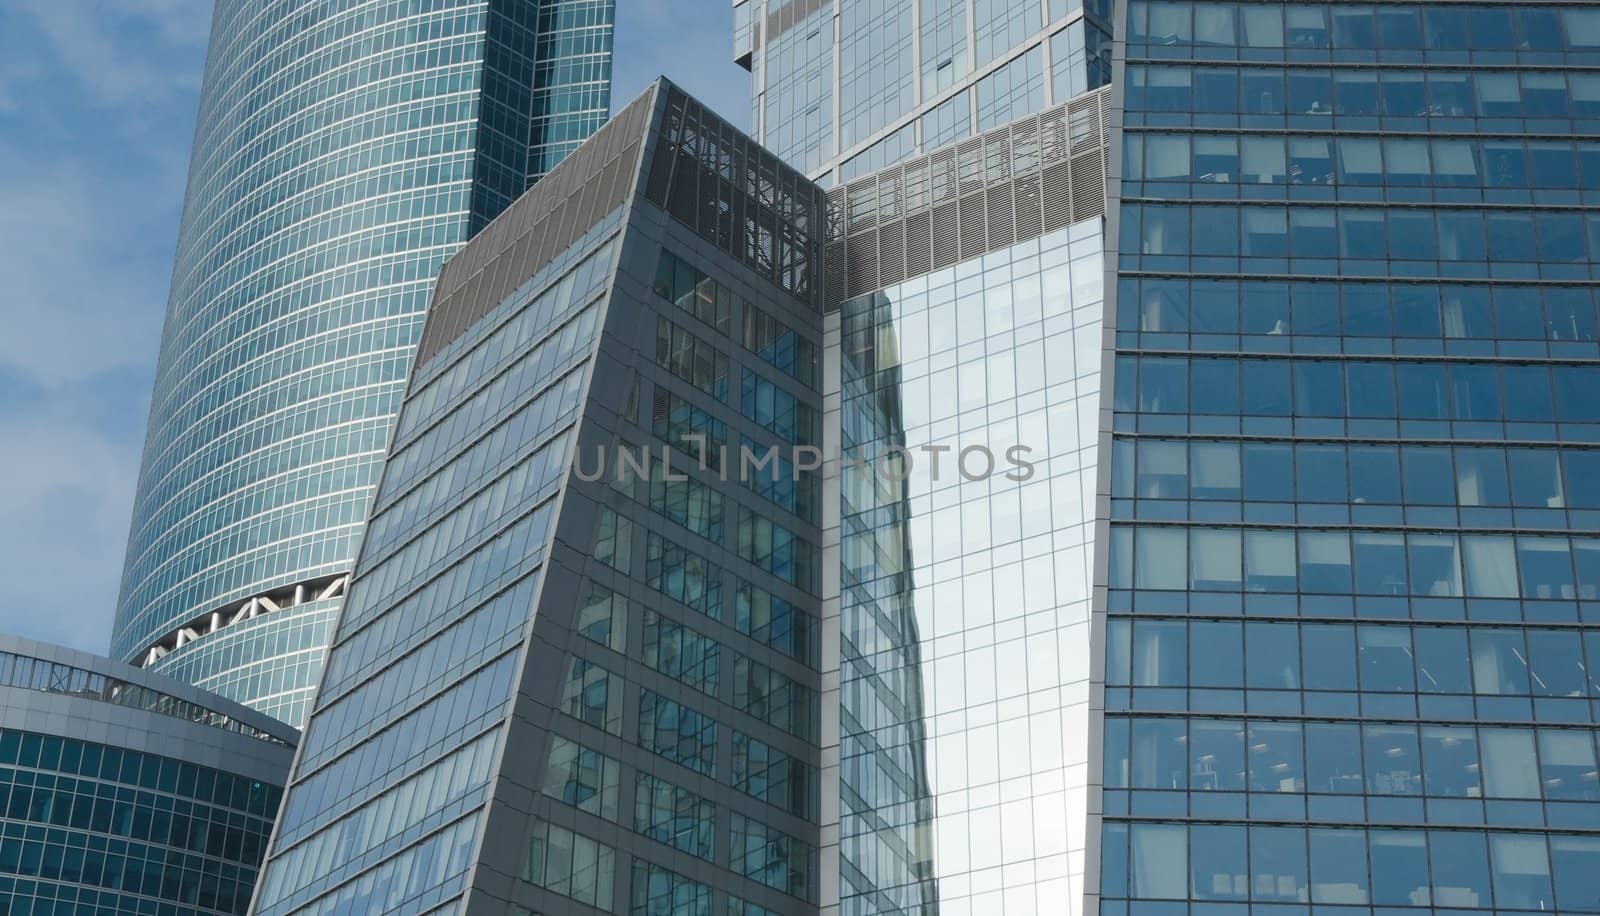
[0,1,204,390]
[0,151,174,388]
[0,399,140,653]
[9,0,211,106]
[0,0,201,651]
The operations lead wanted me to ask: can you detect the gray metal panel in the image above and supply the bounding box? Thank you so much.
[0,684,295,785]
[824,85,1111,306]
[0,634,297,747]
[417,85,659,367]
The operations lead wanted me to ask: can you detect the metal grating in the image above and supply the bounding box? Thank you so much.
[959,192,986,261]
[931,202,959,268]
[879,221,906,288]
[825,85,1111,303]
[644,85,826,309]
[987,184,1016,250]
[905,210,932,280]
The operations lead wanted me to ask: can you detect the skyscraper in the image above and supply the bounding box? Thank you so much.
[737,0,1112,182]
[242,1,1600,911]
[1095,3,1600,914]
[250,80,830,916]
[112,0,615,727]
[248,74,1113,916]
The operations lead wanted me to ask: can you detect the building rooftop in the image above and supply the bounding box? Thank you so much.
[0,634,298,748]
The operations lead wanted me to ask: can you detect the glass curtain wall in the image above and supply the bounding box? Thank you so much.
[1099,4,1600,915]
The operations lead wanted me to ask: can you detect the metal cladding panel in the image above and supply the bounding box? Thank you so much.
[825,85,1111,303]
[417,87,657,366]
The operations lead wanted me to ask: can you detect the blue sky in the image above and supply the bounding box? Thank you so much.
[0,0,749,654]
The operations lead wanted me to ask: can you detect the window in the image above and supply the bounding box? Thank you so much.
[1133,620,1186,685]
[594,509,632,573]
[1190,824,1248,900]
[733,732,816,818]
[654,249,733,334]
[657,317,730,401]
[1489,834,1554,911]
[1480,728,1540,799]
[1537,730,1598,800]
[631,861,710,916]
[1191,718,1246,791]
[1130,823,1187,899]
[1551,836,1600,911]
[1414,628,1471,694]
[1429,831,1491,907]
[1190,620,1242,687]
[1420,726,1479,798]
[542,736,619,820]
[734,656,815,740]
[575,582,628,652]
[731,814,815,899]
[1303,623,1356,691]
[560,658,622,735]
[1309,828,1369,904]
[1131,717,1188,789]
[1363,724,1420,795]
[642,611,720,695]
[638,690,717,776]
[1371,831,1430,906]
[1246,622,1299,689]
[634,773,714,859]
[1306,723,1363,794]
[1247,721,1304,793]
[526,820,615,908]
[1251,825,1307,902]
[646,533,722,618]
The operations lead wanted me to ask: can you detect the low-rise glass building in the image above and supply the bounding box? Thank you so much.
[0,636,296,916]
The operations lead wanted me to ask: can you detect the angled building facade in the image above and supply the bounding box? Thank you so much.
[250,81,829,916]
[248,73,1116,916]
[112,0,615,728]
[737,0,1112,183]
[1094,2,1600,915]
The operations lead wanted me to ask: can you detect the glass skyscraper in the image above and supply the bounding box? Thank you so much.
[250,80,831,916]
[1096,3,1600,915]
[111,0,615,728]
[235,0,1600,911]
[737,0,1112,183]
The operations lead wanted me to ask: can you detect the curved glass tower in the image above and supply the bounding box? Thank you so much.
[112,0,615,728]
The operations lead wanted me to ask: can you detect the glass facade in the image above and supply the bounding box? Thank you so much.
[252,204,622,916]
[111,0,615,728]
[0,731,283,916]
[0,639,296,916]
[1097,4,1600,916]
[836,220,1105,915]
[741,0,1111,182]
[251,82,831,916]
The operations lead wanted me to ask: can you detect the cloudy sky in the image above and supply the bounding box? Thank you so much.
[0,0,749,654]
